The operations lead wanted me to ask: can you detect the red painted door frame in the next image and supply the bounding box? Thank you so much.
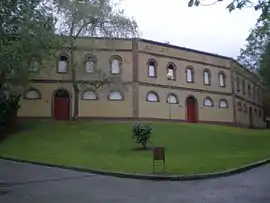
[186,97,197,123]
[53,97,70,120]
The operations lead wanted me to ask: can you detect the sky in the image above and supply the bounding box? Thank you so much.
[118,0,260,59]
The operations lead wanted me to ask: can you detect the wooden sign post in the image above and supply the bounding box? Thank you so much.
[152,146,166,174]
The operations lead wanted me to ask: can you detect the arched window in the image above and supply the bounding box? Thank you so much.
[58,55,68,73]
[237,102,242,111]
[84,54,97,73]
[243,103,247,113]
[203,97,214,107]
[253,85,256,100]
[186,66,194,83]
[167,63,176,80]
[248,84,251,97]
[147,59,157,78]
[146,91,159,102]
[219,99,228,108]
[242,79,246,95]
[257,88,261,101]
[23,88,41,100]
[218,72,226,87]
[254,108,257,116]
[108,91,123,100]
[110,56,122,75]
[167,93,178,104]
[82,90,98,100]
[203,69,211,85]
[258,109,262,118]
[236,77,240,92]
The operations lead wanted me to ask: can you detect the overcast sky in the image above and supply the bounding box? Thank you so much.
[119,0,260,58]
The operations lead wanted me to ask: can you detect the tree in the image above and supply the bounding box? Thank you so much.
[132,122,152,149]
[188,1,270,36]
[0,0,60,91]
[50,0,139,120]
[187,0,270,82]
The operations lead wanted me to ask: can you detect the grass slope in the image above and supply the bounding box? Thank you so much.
[0,120,270,174]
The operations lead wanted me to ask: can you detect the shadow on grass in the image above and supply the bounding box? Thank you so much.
[0,119,32,143]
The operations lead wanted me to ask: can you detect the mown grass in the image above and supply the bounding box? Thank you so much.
[0,120,270,174]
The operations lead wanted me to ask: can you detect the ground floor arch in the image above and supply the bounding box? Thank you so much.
[186,95,198,123]
[52,89,71,120]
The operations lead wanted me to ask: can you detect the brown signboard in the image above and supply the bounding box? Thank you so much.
[152,146,165,174]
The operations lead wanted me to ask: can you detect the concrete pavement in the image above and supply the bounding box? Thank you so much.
[0,159,270,203]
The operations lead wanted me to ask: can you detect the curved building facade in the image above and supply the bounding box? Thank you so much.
[18,37,265,128]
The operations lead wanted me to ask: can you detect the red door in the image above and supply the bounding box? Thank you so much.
[54,97,70,120]
[186,97,197,123]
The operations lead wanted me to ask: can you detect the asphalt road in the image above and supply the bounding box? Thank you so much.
[0,159,270,203]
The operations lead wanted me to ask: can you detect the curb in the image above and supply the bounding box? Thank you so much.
[1,156,270,181]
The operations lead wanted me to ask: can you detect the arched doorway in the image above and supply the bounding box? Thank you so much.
[186,96,198,123]
[53,89,70,120]
[249,107,253,128]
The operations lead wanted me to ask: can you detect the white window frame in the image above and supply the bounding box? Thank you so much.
[203,70,210,85]
[85,60,95,73]
[146,92,159,102]
[236,77,240,92]
[167,94,178,104]
[58,55,68,73]
[186,67,193,83]
[167,64,175,80]
[203,98,213,107]
[148,60,156,77]
[219,72,225,87]
[110,57,121,75]
[219,99,228,108]
[237,102,242,111]
[108,91,123,101]
[243,104,247,113]
[82,90,97,100]
[24,89,41,100]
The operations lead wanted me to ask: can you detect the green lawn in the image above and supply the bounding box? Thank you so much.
[0,120,270,175]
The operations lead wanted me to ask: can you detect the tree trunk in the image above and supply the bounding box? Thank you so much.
[142,143,146,149]
[69,37,79,121]
[72,83,79,121]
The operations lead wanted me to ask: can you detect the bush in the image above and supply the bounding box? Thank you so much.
[132,122,152,149]
[0,93,21,132]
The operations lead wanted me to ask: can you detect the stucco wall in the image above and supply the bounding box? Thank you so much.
[138,85,234,123]
[137,40,231,68]
[138,53,232,94]
[235,98,265,128]
[79,84,133,118]
[17,38,266,128]
[18,83,73,118]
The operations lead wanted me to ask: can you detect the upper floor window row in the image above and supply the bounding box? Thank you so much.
[57,54,122,75]
[236,77,263,101]
[147,59,226,87]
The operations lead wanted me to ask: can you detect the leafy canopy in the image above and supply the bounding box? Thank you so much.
[0,0,60,88]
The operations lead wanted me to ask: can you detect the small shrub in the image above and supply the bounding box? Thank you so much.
[0,92,21,131]
[132,122,152,149]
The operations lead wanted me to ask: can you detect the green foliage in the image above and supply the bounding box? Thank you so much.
[187,0,270,38]
[0,0,60,87]
[0,93,21,132]
[258,41,270,88]
[132,122,152,149]
[48,0,140,119]
[187,0,270,89]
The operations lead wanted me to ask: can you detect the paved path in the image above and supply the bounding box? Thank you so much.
[0,159,270,203]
